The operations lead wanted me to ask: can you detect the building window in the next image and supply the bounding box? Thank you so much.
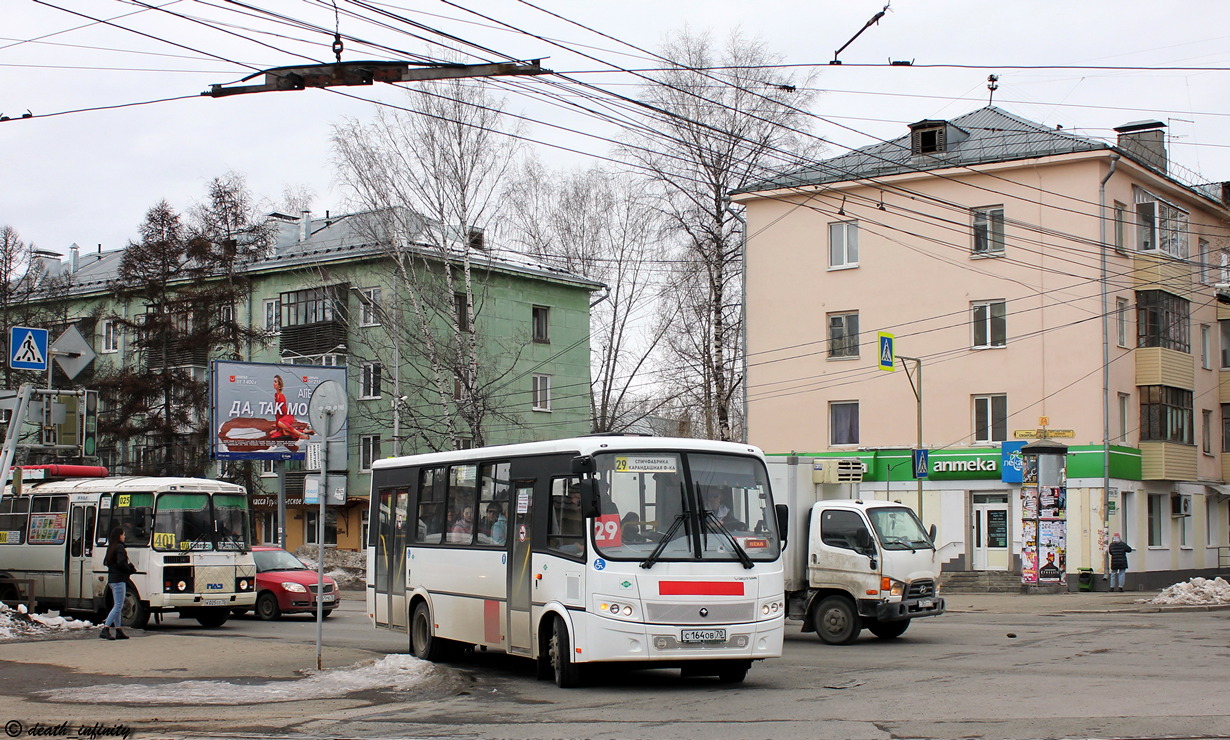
[1221,249,1230,285]
[454,293,471,333]
[1204,409,1214,454]
[971,206,1005,255]
[1119,393,1130,443]
[1222,404,1230,452]
[100,320,119,353]
[260,459,277,477]
[1147,494,1165,546]
[1116,297,1129,347]
[1139,385,1192,444]
[827,312,859,358]
[361,434,382,471]
[467,226,485,250]
[973,394,1008,444]
[1113,201,1127,254]
[1135,290,1190,353]
[532,305,550,343]
[532,374,551,411]
[1202,325,1212,370]
[305,509,338,546]
[1199,239,1211,284]
[281,287,341,327]
[911,125,945,154]
[358,287,381,327]
[263,299,281,333]
[1222,322,1230,369]
[1134,187,1189,258]
[830,401,859,446]
[361,363,382,399]
[971,301,1006,348]
[828,221,858,269]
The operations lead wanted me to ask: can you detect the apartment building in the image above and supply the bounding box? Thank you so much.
[734,106,1230,589]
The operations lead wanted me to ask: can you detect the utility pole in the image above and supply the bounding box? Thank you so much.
[899,355,924,524]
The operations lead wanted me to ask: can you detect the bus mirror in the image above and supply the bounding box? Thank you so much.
[775,503,789,544]
[571,455,595,475]
[579,478,600,518]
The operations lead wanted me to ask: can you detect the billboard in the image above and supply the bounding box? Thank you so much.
[211,361,348,462]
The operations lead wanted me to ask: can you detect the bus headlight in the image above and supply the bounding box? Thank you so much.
[598,600,636,619]
[282,582,308,593]
[760,599,783,616]
[176,581,187,592]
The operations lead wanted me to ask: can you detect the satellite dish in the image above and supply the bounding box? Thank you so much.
[308,380,347,438]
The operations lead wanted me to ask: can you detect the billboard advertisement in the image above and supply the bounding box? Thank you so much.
[211,361,348,462]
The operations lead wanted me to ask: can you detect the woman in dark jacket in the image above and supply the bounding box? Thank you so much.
[1108,533,1133,593]
[101,527,133,640]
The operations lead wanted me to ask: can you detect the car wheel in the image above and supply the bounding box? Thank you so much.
[814,595,861,645]
[867,619,910,639]
[548,615,584,688]
[256,592,281,621]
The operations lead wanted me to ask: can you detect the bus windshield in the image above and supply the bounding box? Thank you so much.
[592,451,779,562]
[152,493,250,552]
[867,506,933,550]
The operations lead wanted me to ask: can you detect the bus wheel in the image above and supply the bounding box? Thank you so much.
[814,595,861,645]
[548,616,584,688]
[410,601,448,662]
[194,607,230,628]
[120,587,149,630]
[716,660,751,684]
[867,619,910,639]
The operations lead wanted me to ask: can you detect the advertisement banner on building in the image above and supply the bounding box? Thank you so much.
[211,361,348,462]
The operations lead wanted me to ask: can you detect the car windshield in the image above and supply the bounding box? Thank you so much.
[867,507,933,550]
[591,451,780,563]
[254,549,309,573]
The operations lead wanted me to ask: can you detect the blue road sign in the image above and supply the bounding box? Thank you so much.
[9,326,49,371]
[878,332,895,371]
[912,449,929,478]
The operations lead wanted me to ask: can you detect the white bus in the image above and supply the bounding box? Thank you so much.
[367,436,787,687]
[0,466,257,628]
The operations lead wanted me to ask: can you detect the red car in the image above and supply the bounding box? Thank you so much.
[238,546,340,620]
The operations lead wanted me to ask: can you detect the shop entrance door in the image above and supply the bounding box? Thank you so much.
[972,493,1010,570]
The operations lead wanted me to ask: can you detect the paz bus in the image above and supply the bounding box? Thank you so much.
[0,465,257,628]
[367,436,787,687]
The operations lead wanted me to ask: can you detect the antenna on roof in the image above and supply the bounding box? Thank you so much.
[987,75,999,106]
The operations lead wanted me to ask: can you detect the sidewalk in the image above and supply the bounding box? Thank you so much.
[943,589,1230,614]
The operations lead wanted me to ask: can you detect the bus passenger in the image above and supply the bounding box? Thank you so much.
[485,503,507,545]
[451,506,474,536]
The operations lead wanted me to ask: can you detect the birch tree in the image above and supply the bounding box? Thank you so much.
[332,77,524,451]
[624,29,819,441]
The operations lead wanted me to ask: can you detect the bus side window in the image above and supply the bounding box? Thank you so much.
[446,465,478,545]
[476,462,510,546]
[0,497,31,545]
[414,468,446,544]
[547,477,584,556]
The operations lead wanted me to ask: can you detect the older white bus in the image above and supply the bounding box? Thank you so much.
[0,466,257,627]
[367,436,787,687]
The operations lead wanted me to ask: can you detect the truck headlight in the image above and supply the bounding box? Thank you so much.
[881,577,905,597]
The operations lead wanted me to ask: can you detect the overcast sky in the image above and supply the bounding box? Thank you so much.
[6,0,1230,257]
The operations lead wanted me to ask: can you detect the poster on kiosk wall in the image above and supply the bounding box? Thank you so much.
[211,361,348,462]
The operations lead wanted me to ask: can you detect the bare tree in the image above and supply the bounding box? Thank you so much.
[506,160,670,432]
[332,77,525,451]
[0,226,46,390]
[623,29,819,441]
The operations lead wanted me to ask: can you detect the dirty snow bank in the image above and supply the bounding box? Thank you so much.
[38,654,434,704]
[295,545,365,589]
[0,601,96,640]
[1140,576,1230,605]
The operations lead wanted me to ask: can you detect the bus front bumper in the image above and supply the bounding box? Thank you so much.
[151,592,257,609]
[573,612,785,664]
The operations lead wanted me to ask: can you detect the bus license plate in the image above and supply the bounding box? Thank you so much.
[204,599,226,606]
[918,598,934,608]
[681,628,726,643]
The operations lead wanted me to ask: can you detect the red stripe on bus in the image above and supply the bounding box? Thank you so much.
[658,581,744,596]
[484,599,500,644]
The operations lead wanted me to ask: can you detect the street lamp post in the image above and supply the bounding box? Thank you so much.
[899,355,924,525]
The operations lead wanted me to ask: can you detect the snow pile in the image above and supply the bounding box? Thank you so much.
[295,545,366,589]
[39,654,434,704]
[0,601,96,640]
[1141,576,1230,605]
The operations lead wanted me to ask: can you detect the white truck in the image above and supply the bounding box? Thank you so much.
[768,455,945,644]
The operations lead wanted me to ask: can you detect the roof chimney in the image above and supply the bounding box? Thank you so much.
[299,210,311,243]
[68,243,79,273]
[1114,120,1167,174]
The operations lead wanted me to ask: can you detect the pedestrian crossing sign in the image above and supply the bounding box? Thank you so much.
[912,449,929,478]
[878,332,895,371]
[9,326,49,371]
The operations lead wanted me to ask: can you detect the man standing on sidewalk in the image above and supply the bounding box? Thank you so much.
[1108,533,1133,593]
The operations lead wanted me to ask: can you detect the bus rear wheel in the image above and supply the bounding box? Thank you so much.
[119,586,149,630]
[410,601,450,662]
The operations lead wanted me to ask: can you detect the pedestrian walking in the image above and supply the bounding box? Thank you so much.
[1108,533,1133,593]
[101,527,134,640]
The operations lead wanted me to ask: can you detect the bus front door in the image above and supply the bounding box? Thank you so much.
[66,503,97,610]
[506,482,534,656]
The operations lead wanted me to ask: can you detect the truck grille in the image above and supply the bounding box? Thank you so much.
[907,579,936,598]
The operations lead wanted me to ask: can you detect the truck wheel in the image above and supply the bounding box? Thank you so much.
[814,595,861,645]
[867,619,910,639]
